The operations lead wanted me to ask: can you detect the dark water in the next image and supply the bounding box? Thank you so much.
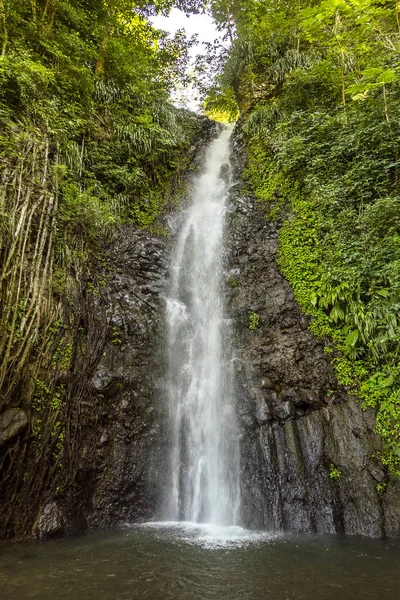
[0,523,399,600]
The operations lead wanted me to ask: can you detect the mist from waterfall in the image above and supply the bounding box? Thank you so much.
[163,126,240,526]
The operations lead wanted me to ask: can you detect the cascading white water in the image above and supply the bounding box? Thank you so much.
[163,126,240,526]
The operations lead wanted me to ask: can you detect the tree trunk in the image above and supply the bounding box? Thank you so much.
[42,0,57,34]
[31,0,37,22]
[226,13,234,44]
[340,48,346,106]
[383,84,389,122]
[95,4,115,74]
[95,31,109,74]
[0,0,8,57]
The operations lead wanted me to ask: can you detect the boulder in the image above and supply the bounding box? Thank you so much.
[33,501,66,540]
[0,408,28,446]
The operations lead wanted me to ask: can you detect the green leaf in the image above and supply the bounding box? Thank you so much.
[310,292,318,307]
[330,303,345,322]
[376,70,397,85]
[346,329,359,347]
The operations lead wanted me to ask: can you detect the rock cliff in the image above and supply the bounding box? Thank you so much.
[0,119,218,541]
[2,121,398,540]
[225,129,400,538]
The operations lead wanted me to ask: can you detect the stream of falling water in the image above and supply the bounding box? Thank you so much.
[163,125,240,526]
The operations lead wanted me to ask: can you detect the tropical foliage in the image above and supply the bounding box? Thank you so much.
[0,0,204,535]
[208,0,400,475]
[0,0,205,398]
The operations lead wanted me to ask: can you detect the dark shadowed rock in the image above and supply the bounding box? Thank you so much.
[297,388,319,406]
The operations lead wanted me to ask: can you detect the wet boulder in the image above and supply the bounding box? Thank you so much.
[33,502,67,540]
[220,162,231,183]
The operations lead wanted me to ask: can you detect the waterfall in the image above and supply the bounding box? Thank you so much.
[163,126,240,526]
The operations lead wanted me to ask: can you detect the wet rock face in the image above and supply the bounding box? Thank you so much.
[22,119,398,541]
[226,133,400,538]
[83,126,220,528]
[80,227,169,528]
[0,225,168,541]
[20,121,221,539]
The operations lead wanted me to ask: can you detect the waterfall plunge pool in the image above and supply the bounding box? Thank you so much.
[1,523,398,600]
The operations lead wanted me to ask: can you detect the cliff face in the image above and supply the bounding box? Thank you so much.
[78,125,400,539]
[0,119,218,541]
[225,131,400,538]
[60,126,400,539]
[1,122,399,541]
[79,227,168,528]
[0,225,168,540]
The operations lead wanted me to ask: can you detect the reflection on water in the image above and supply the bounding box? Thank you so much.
[0,523,399,600]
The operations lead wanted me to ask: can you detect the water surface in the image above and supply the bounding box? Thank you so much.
[1,523,398,600]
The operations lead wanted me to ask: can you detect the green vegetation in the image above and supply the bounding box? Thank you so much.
[112,325,122,345]
[0,0,204,406]
[376,482,387,493]
[249,310,260,330]
[208,0,400,475]
[227,275,239,288]
[329,463,342,480]
[1,0,399,537]
[0,0,206,536]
